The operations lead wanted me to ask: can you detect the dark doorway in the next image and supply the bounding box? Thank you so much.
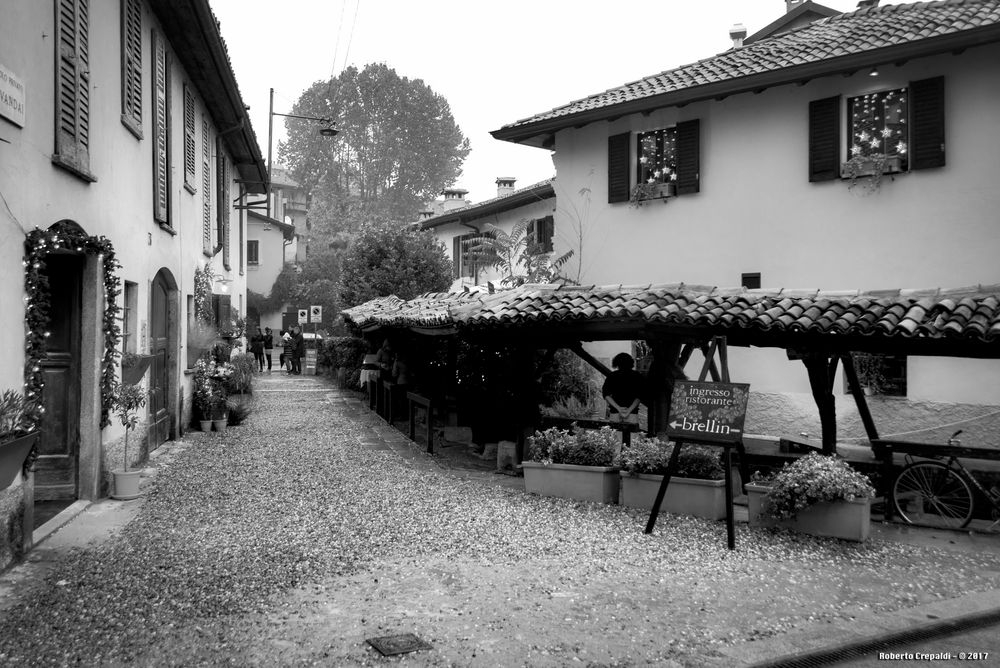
[36,254,83,501]
[149,274,170,450]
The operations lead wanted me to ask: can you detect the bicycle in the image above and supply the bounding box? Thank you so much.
[891,430,1000,531]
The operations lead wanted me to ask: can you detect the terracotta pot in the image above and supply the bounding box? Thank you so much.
[199,420,212,432]
[111,469,142,500]
[212,418,228,432]
[120,354,154,386]
[0,432,39,491]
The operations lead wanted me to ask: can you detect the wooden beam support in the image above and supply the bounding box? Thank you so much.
[802,353,837,455]
[568,343,613,378]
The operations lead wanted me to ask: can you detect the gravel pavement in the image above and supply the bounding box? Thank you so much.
[1,372,1000,667]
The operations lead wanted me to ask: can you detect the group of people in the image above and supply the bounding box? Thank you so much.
[248,325,306,375]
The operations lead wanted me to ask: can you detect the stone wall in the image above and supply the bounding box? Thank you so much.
[0,475,27,572]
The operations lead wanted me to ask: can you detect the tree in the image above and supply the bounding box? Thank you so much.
[291,246,342,330]
[339,220,452,307]
[281,63,471,235]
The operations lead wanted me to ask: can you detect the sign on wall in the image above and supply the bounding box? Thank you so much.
[0,62,26,128]
[664,381,750,444]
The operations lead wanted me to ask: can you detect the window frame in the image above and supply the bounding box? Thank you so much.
[120,0,142,139]
[183,84,197,193]
[247,239,260,265]
[845,86,909,172]
[53,0,96,182]
[151,29,172,229]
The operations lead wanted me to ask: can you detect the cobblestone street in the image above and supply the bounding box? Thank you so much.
[1,372,999,667]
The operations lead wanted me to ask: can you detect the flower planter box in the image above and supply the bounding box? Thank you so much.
[839,155,903,179]
[522,461,620,504]
[121,354,154,386]
[620,473,727,520]
[0,432,39,491]
[746,483,871,542]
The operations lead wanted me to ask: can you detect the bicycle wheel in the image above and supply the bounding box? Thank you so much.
[893,461,973,529]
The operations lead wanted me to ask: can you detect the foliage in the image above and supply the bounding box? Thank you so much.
[629,182,673,208]
[470,221,573,288]
[282,63,470,227]
[0,391,31,441]
[526,426,618,467]
[247,264,299,319]
[617,436,725,479]
[194,265,214,323]
[545,395,606,419]
[538,349,599,406]
[852,352,889,395]
[187,321,218,358]
[764,453,876,520]
[338,220,452,308]
[192,358,233,419]
[226,399,253,426]
[842,152,892,194]
[109,381,147,472]
[291,247,342,329]
[319,337,367,370]
[225,354,256,396]
[24,223,121,429]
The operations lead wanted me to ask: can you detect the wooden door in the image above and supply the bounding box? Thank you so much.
[149,276,169,449]
[36,254,82,501]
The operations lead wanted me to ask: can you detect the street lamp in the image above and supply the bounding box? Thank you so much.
[266,87,338,219]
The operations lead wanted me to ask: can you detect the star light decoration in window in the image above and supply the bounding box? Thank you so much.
[849,88,908,165]
[638,127,678,185]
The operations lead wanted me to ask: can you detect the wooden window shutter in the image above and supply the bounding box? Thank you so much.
[216,137,232,270]
[151,30,170,224]
[214,294,232,333]
[55,0,91,174]
[452,236,460,278]
[607,132,631,203]
[120,0,142,135]
[675,119,700,195]
[201,118,212,255]
[183,85,196,189]
[910,76,945,170]
[539,215,554,252]
[808,96,840,182]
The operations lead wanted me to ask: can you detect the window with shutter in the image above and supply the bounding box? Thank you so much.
[808,96,840,182]
[247,240,260,265]
[120,0,142,138]
[527,216,554,253]
[607,133,630,203]
[53,0,95,181]
[909,76,945,170]
[675,119,700,195]
[151,30,170,225]
[452,237,461,279]
[847,87,909,169]
[202,117,212,255]
[216,136,231,270]
[183,85,197,192]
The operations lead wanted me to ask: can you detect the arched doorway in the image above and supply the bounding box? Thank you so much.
[149,269,179,448]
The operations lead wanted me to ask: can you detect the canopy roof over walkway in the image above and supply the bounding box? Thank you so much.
[343,283,1000,358]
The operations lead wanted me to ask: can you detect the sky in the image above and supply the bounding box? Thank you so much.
[209,0,885,204]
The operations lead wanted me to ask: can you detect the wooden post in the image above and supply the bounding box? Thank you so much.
[646,338,683,435]
[802,353,838,455]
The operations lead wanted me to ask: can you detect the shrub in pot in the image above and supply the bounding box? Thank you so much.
[0,390,39,491]
[750,453,876,542]
[523,425,620,504]
[109,381,147,500]
[618,436,728,518]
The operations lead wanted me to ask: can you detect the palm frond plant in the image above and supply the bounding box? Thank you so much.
[470,221,573,288]
[0,390,31,443]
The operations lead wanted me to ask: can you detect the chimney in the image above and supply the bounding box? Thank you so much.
[418,210,434,221]
[785,0,804,12]
[729,23,747,49]
[856,0,879,8]
[496,177,516,198]
[441,187,469,211]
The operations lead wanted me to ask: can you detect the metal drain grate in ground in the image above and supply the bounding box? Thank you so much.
[366,633,433,656]
[754,608,1000,667]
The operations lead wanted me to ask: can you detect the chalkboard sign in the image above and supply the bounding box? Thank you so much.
[664,381,750,444]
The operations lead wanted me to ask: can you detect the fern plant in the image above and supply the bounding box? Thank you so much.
[470,221,573,287]
[0,390,31,441]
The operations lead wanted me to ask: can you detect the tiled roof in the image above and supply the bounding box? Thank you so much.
[493,0,1000,143]
[418,179,556,230]
[342,283,1000,353]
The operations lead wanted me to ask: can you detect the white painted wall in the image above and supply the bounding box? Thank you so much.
[548,44,1000,402]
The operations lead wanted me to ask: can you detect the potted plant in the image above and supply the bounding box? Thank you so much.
[522,425,620,504]
[629,181,675,208]
[192,357,228,431]
[747,453,876,542]
[209,360,234,431]
[618,436,728,519]
[0,391,39,491]
[120,351,154,386]
[840,152,903,194]
[109,381,147,500]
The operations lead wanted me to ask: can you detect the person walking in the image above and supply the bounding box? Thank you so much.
[262,327,274,372]
[282,330,294,375]
[250,328,265,372]
[291,325,305,375]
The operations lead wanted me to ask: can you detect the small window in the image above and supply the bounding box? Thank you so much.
[247,240,259,265]
[526,216,554,253]
[847,87,908,167]
[851,352,907,397]
[121,281,138,354]
[637,127,678,187]
[741,273,761,289]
